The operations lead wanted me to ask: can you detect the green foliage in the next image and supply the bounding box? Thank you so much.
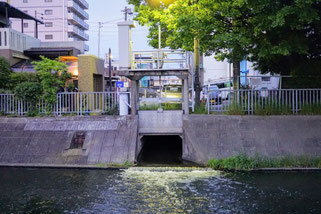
[32,56,72,105]
[129,0,321,77]
[7,72,40,90]
[300,103,321,115]
[193,103,207,114]
[254,103,291,116]
[225,103,245,115]
[0,57,12,89]
[140,103,182,110]
[208,155,321,171]
[14,82,42,103]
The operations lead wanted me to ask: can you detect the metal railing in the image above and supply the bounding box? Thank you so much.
[0,92,130,116]
[205,89,321,115]
[132,50,189,70]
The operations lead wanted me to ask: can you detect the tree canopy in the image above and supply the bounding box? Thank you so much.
[129,0,321,77]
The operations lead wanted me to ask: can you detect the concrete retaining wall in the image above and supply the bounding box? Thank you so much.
[183,115,321,164]
[0,116,137,166]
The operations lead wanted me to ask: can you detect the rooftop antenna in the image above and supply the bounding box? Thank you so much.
[121,6,133,21]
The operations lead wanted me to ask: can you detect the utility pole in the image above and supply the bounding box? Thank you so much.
[35,11,38,38]
[98,22,103,58]
[194,38,201,107]
[121,7,133,21]
[34,11,43,39]
[109,48,112,92]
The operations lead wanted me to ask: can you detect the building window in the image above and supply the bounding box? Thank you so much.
[45,22,53,27]
[23,23,28,28]
[262,77,271,82]
[45,34,53,40]
[45,0,53,2]
[23,0,28,3]
[44,10,53,15]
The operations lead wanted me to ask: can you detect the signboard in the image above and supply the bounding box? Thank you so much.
[116,81,124,88]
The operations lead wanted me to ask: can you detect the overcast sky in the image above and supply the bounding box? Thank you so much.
[87,0,150,59]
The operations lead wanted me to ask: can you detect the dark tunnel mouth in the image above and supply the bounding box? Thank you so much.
[137,135,183,165]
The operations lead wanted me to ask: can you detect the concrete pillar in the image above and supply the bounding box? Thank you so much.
[117,21,135,70]
[130,80,138,115]
[183,78,189,114]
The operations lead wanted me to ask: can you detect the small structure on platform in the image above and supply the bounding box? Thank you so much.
[117,20,191,115]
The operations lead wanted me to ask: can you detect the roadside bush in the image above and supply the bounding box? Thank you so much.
[15,82,42,102]
[0,57,12,89]
[7,72,39,90]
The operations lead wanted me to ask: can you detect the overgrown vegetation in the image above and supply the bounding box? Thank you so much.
[225,103,245,115]
[300,104,321,115]
[0,57,12,89]
[208,155,321,171]
[254,103,292,116]
[139,103,182,110]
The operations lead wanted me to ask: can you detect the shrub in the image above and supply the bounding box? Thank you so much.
[0,57,12,89]
[15,82,42,103]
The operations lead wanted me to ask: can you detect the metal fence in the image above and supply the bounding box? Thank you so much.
[206,89,321,115]
[0,92,130,116]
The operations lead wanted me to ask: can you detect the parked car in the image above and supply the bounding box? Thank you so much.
[209,81,233,100]
[207,85,222,104]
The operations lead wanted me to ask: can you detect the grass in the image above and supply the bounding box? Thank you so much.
[192,103,207,114]
[225,103,245,115]
[139,103,182,111]
[300,103,321,115]
[254,103,292,116]
[208,154,321,171]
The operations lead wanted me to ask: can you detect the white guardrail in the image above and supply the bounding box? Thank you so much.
[0,92,130,116]
[205,89,321,115]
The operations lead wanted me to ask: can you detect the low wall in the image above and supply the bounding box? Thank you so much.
[183,115,321,164]
[0,116,137,166]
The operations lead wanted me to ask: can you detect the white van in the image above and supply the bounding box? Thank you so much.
[208,80,233,100]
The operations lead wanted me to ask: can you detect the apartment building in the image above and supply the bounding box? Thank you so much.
[1,0,89,50]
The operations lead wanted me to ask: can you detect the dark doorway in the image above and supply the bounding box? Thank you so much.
[137,135,182,165]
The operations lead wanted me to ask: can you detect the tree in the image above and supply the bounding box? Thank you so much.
[0,57,12,89]
[129,0,321,90]
[32,56,72,105]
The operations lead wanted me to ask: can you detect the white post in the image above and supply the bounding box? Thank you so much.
[118,21,135,70]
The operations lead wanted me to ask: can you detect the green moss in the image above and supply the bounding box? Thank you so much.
[95,161,133,168]
[208,155,321,171]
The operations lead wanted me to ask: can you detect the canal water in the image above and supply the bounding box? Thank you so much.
[0,167,320,213]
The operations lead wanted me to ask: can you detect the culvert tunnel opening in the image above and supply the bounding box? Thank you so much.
[137,135,183,165]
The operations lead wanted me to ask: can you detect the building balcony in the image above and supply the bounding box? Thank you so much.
[73,0,89,10]
[68,13,89,30]
[0,28,40,53]
[68,0,89,20]
[68,25,89,41]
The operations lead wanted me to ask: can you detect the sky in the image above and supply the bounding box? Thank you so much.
[86,0,150,59]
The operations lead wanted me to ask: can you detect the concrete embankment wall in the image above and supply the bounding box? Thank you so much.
[0,116,137,166]
[183,115,321,164]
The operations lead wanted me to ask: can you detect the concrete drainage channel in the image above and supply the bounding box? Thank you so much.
[137,135,183,166]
